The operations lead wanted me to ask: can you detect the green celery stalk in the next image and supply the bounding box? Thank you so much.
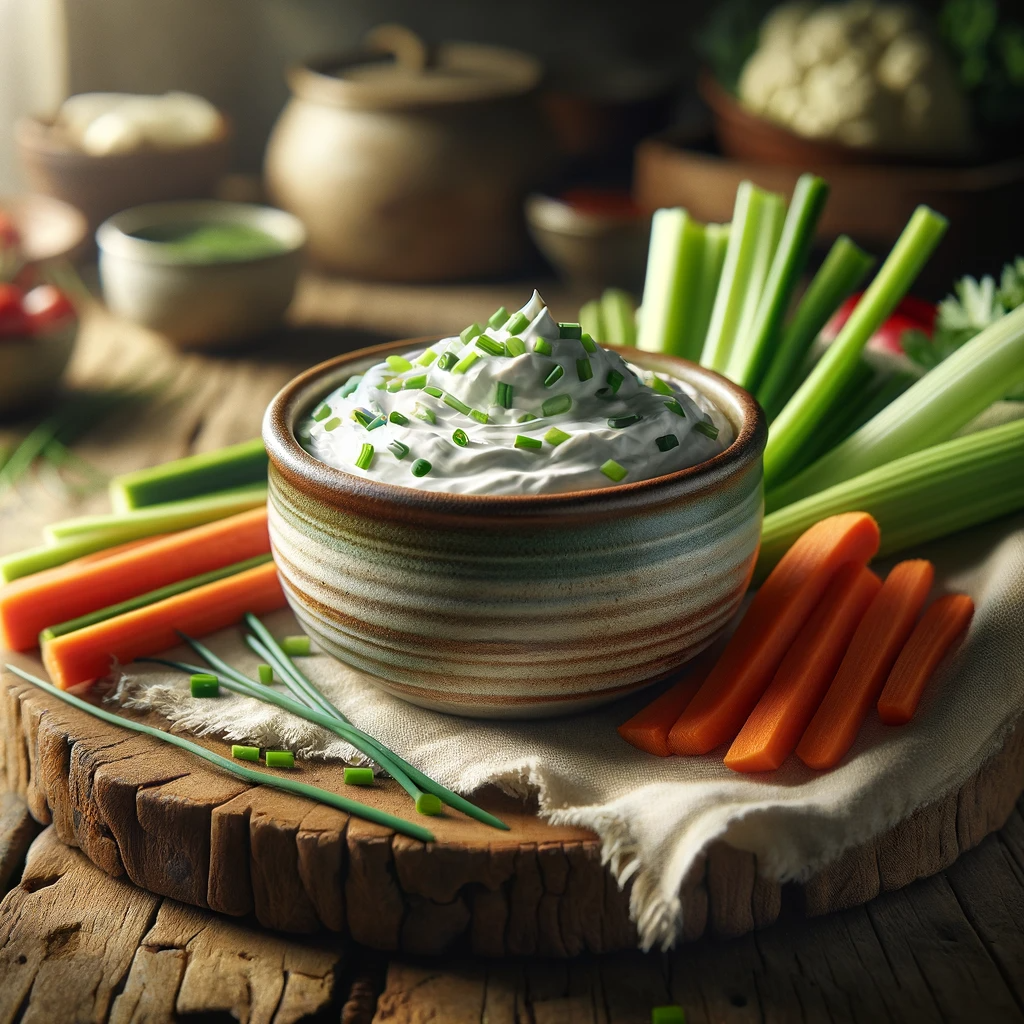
[689,224,730,363]
[755,416,1024,580]
[110,438,267,512]
[725,174,829,391]
[757,235,876,420]
[763,205,948,488]
[767,301,1024,508]
[579,299,605,342]
[1,536,118,585]
[601,288,638,347]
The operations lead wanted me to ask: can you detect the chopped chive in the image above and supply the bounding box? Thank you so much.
[496,381,514,408]
[488,306,510,329]
[232,744,259,761]
[665,399,686,418]
[656,434,679,452]
[460,322,483,344]
[414,347,438,366]
[388,439,410,459]
[606,369,625,393]
[594,388,614,400]
[411,458,432,477]
[576,357,593,382]
[470,409,489,424]
[544,365,564,387]
[312,403,331,422]
[258,663,274,685]
[542,394,572,417]
[402,374,427,390]
[504,336,527,357]
[423,386,444,399]
[352,408,374,427]
[452,428,469,447]
[476,335,504,357]
[365,415,386,431]
[443,393,472,415]
[323,417,341,431]
[505,311,528,335]
[649,374,674,396]
[514,434,542,450]
[517,412,537,422]
[608,413,642,429]
[559,322,582,339]
[533,338,552,356]
[344,766,375,786]
[453,351,481,374]
[695,420,720,440]
[387,355,413,372]
[190,673,219,697]
[415,405,436,424]
[266,750,295,769]
[545,427,571,446]
[389,410,409,426]
[355,443,374,470]
[580,332,597,353]
[437,351,458,371]
[600,459,628,482]
[339,375,363,398]
[281,634,311,657]
[374,382,387,390]
[386,379,404,392]
[416,793,443,815]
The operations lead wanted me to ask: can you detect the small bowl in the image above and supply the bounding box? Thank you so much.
[525,190,651,294]
[0,321,77,417]
[263,340,766,719]
[96,200,306,349]
[1,193,88,264]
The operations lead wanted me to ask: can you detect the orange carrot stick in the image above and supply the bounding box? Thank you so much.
[724,563,881,773]
[618,661,711,757]
[796,558,934,770]
[1,508,268,652]
[42,560,285,689]
[668,512,881,756]
[877,594,974,725]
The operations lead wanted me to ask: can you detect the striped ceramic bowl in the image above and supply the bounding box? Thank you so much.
[263,340,767,718]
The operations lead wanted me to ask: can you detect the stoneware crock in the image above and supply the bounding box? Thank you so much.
[263,341,767,718]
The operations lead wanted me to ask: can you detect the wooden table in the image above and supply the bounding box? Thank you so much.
[3,281,1024,1022]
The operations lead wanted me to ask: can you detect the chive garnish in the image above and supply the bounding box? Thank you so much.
[415,347,438,366]
[542,394,572,417]
[437,351,458,371]
[600,459,628,482]
[504,336,527,356]
[505,311,528,335]
[488,306,510,329]
[266,750,295,768]
[607,369,625,393]
[649,375,674,396]
[403,374,427,390]
[544,365,564,387]
[232,745,259,761]
[453,351,481,374]
[580,333,597,353]
[443,393,472,415]
[695,420,720,440]
[452,428,469,447]
[422,386,443,399]
[656,434,679,451]
[415,405,436,424]
[559,322,582,340]
[323,417,341,431]
[190,673,219,697]
[339,375,363,398]
[352,408,374,427]
[366,415,386,431]
[496,381,514,408]
[386,379,403,393]
[389,410,409,426]
[517,412,537,422]
[355,443,374,470]
[411,458,432,477]
[281,635,311,657]
[312,403,331,422]
[388,439,410,459]
[470,409,489,424]
[387,355,413,372]
[258,663,274,685]
[545,427,571,446]
[476,334,504,357]
[576,357,593,382]
[608,413,642,429]
[460,323,483,344]
[594,388,614,400]
[534,338,552,356]
[345,766,375,786]
[665,399,686,418]
[514,434,542,450]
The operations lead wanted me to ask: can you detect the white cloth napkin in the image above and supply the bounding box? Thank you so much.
[115,512,1024,950]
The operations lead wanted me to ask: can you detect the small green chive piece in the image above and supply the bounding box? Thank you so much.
[476,334,505,357]
[600,459,628,482]
[533,337,553,356]
[266,750,295,769]
[386,378,403,393]
[651,1007,686,1024]
[416,792,443,816]
[594,388,614,401]
[355,443,374,470]
[496,381,514,408]
[415,405,437,424]
[452,428,469,447]
[423,385,444,398]
[576,357,593,382]
[470,409,489,424]
[403,374,427,390]
[437,351,458,371]
[312,403,331,422]
[608,414,642,429]
[453,351,481,374]
[665,399,686,418]
[258,663,274,685]
[281,635,311,657]
[544,364,565,388]
[558,322,582,340]
[695,420,720,440]
[505,311,529,335]
[460,322,483,344]
[545,427,571,446]
[386,354,413,372]
[365,415,386,431]
[504,336,527,356]
[411,458,432,477]
[580,332,597,353]
[232,744,260,761]
[649,374,674,396]
[323,416,341,432]
[655,434,679,452]
[389,410,409,426]
[352,408,374,427]
[388,439,410,460]
[339,375,362,397]
[514,434,542,450]
[190,673,219,698]
[415,347,438,366]
[344,766,375,786]
[607,369,625,393]
[517,412,538,422]
[444,393,472,415]
[542,394,572,417]
[488,306,510,329]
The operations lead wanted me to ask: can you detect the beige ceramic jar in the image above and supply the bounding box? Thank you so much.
[265,27,551,281]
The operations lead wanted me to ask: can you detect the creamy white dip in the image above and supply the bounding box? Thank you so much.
[299,292,732,495]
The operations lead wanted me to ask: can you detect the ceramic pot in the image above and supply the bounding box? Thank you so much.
[263,340,767,719]
[264,28,550,282]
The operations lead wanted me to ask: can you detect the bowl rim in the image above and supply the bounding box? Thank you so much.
[264,337,766,522]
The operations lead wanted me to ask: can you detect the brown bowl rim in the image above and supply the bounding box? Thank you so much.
[264,338,766,523]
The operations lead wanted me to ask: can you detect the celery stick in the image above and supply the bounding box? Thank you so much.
[757,235,876,420]
[1,536,117,585]
[726,174,829,391]
[43,483,268,546]
[756,417,1024,579]
[601,288,637,347]
[763,206,948,488]
[110,438,267,513]
[768,301,1024,507]
[689,223,730,362]
[579,299,605,342]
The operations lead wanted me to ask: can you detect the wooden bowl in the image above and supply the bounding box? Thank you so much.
[263,340,766,719]
[1,193,88,264]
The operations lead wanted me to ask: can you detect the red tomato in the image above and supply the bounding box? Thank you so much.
[821,293,936,353]
[22,284,76,332]
[0,283,29,337]
[0,211,20,251]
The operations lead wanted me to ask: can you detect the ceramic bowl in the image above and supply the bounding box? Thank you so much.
[0,322,77,417]
[264,341,766,718]
[96,200,305,349]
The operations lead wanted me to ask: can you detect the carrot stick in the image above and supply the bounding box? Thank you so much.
[877,594,974,725]
[0,508,269,652]
[796,558,934,770]
[667,512,881,755]
[617,661,711,757]
[724,563,881,772]
[42,560,285,689]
